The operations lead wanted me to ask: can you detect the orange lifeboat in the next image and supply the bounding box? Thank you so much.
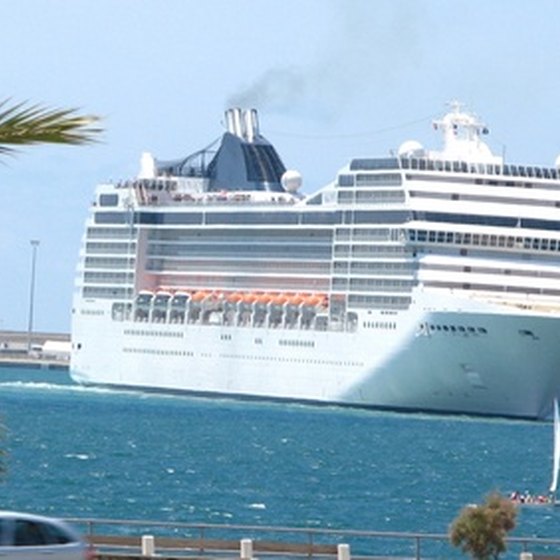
[270,295,287,306]
[306,296,322,306]
[287,295,305,306]
[241,293,258,304]
[191,291,208,302]
[226,292,242,303]
[255,294,271,305]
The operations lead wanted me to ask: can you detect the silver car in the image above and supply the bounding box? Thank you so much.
[0,511,94,559]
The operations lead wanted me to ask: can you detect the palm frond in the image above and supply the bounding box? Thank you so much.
[0,99,102,155]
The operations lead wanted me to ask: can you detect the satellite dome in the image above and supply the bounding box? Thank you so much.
[398,140,425,157]
[281,169,303,192]
[555,154,560,169]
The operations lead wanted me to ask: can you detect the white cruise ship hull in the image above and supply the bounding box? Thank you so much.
[71,296,560,419]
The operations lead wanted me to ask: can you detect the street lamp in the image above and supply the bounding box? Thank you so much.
[27,239,40,354]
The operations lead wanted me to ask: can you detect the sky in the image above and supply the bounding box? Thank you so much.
[1,0,560,334]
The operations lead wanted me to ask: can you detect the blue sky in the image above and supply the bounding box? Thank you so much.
[1,0,560,333]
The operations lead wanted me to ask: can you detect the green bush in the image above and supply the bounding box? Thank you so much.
[449,492,517,560]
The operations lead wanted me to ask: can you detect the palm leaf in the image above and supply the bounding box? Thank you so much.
[0,99,102,155]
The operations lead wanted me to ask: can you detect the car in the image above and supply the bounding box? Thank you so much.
[0,511,95,559]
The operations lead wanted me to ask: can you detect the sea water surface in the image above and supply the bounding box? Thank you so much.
[0,366,558,546]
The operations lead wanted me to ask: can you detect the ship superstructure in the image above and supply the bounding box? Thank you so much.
[71,104,560,419]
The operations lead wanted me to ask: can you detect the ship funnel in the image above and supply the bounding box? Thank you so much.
[244,109,259,142]
[225,110,236,136]
[224,108,260,142]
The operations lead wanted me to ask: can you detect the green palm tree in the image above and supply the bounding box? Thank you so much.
[0,98,101,479]
[0,99,102,154]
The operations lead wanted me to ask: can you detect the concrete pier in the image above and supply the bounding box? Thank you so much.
[0,330,70,370]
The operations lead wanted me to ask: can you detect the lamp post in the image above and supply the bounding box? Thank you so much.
[27,239,40,354]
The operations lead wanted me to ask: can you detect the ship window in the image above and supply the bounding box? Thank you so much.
[206,211,299,225]
[349,157,399,170]
[302,212,336,225]
[99,194,119,207]
[338,192,354,204]
[135,212,203,225]
[94,212,129,225]
[521,218,560,231]
[338,174,355,187]
[355,173,402,187]
[353,210,410,224]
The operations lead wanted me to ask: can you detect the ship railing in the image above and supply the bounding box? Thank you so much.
[137,191,297,207]
[65,517,560,560]
[399,156,560,181]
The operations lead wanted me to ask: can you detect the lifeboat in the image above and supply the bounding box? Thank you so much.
[171,292,190,305]
[241,293,258,304]
[153,292,172,308]
[255,294,272,305]
[226,292,243,303]
[270,295,287,306]
[306,296,322,307]
[154,290,172,298]
[191,291,208,302]
[136,290,153,304]
[173,291,190,299]
[286,295,305,306]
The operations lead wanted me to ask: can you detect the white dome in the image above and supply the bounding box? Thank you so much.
[398,140,425,157]
[281,169,303,192]
[555,154,560,169]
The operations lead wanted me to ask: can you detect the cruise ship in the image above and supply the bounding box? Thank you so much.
[71,103,560,419]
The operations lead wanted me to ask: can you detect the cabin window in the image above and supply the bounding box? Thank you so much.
[99,194,119,207]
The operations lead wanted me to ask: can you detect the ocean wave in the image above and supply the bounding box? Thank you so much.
[0,380,132,396]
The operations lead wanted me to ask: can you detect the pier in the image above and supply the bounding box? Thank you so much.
[0,330,69,370]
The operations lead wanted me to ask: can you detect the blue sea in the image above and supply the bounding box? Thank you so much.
[0,365,559,554]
